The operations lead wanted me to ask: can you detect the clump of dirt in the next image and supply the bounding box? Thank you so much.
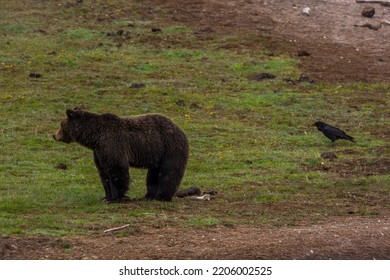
[251,73,276,81]
[55,163,68,170]
[321,152,337,160]
[362,6,375,18]
[130,83,146,89]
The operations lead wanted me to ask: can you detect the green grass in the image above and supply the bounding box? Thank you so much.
[0,0,389,237]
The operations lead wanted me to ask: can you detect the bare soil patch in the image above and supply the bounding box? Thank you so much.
[1,215,389,259]
[156,0,390,83]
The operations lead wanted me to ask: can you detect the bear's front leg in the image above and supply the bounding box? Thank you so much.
[107,164,130,202]
[93,152,111,201]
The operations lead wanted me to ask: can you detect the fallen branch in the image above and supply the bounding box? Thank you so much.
[356,0,390,7]
[354,21,390,30]
[104,224,130,233]
[176,187,201,198]
[354,23,381,30]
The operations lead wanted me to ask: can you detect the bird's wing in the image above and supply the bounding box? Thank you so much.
[324,124,348,137]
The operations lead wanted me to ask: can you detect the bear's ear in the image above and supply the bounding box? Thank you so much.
[66,109,80,119]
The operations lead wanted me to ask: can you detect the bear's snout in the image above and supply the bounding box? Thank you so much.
[53,129,61,141]
[53,133,61,141]
[53,128,72,143]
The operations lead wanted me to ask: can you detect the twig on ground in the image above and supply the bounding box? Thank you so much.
[355,0,390,7]
[104,224,130,233]
[354,21,390,30]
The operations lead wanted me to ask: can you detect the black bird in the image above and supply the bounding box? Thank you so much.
[312,121,355,142]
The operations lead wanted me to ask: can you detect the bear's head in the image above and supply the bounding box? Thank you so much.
[53,108,83,143]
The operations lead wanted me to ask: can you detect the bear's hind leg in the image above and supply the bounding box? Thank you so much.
[145,167,159,200]
[156,162,186,201]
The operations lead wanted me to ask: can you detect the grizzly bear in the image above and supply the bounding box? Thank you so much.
[53,108,189,203]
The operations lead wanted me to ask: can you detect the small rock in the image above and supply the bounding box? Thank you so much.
[362,7,375,18]
[298,50,310,57]
[302,7,310,16]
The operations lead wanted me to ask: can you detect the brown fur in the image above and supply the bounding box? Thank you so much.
[53,108,189,202]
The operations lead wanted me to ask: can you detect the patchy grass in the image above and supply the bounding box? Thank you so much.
[0,0,389,237]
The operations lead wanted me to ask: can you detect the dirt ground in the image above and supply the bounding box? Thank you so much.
[1,0,390,260]
[1,215,390,259]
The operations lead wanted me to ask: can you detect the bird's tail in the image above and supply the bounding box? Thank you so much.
[345,134,355,142]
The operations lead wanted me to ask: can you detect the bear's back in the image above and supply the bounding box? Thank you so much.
[119,113,188,168]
